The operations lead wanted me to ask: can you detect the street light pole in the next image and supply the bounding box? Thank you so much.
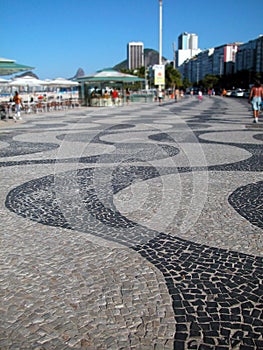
[159,0,162,66]
[159,0,163,95]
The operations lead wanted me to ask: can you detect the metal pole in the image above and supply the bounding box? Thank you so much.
[159,0,163,95]
[159,0,162,65]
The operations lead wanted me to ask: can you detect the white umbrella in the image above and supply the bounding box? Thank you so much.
[0,78,10,97]
[8,76,48,102]
[45,77,79,87]
[9,75,46,87]
[45,78,79,100]
[0,78,9,84]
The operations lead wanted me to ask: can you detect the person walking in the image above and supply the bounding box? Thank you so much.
[125,88,130,105]
[198,90,203,102]
[13,91,23,120]
[158,89,164,105]
[112,88,119,105]
[249,80,263,123]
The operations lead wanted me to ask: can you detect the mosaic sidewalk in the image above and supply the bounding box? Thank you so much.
[0,96,262,349]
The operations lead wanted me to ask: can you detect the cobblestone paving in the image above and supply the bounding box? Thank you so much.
[0,96,262,349]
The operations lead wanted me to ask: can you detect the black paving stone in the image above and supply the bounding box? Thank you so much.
[2,99,262,349]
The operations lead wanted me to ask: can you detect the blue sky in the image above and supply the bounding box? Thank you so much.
[1,0,263,79]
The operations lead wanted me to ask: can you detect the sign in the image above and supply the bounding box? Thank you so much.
[153,64,165,85]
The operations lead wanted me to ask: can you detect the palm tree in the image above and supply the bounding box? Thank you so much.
[165,65,182,90]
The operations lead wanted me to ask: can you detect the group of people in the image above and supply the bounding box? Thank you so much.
[191,81,263,123]
[110,88,131,105]
[111,88,131,105]
[7,81,263,123]
[90,88,131,106]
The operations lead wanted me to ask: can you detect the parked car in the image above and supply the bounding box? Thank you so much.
[232,88,246,97]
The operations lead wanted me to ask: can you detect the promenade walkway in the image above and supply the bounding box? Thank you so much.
[0,96,262,349]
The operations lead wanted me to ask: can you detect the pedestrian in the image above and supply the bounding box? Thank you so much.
[125,88,130,105]
[174,88,180,102]
[13,91,23,120]
[198,90,203,102]
[222,88,227,97]
[249,80,263,123]
[158,89,164,104]
[112,88,119,105]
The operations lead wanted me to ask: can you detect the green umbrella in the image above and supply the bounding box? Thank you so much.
[0,57,34,76]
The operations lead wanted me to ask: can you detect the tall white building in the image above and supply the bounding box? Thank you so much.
[127,42,144,70]
[178,32,198,50]
[176,32,201,67]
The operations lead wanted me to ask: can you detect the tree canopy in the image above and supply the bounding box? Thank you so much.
[120,65,182,90]
[165,65,182,89]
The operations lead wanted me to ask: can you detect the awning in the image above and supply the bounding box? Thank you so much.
[77,69,144,83]
[0,57,34,76]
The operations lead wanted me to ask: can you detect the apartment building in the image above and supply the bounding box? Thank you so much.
[178,35,263,83]
[235,35,263,73]
[127,42,144,70]
[176,32,201,67]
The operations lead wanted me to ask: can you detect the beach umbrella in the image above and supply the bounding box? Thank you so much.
[0,78,10,95]
[46,77,79,87]
[0,78,10,85]
[8,75,46,87]
[8,76,47,98]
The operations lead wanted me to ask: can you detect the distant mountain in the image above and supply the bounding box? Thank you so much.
[113,60,127,71]
[113,48,167,70]
[70,68,85,79]
[15,71,39,79]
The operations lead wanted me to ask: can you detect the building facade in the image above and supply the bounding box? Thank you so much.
[178,35,263,84]
[235,35,263,73]
[177,32,201,67]
[178,32,198,50]
[127,42,144,70]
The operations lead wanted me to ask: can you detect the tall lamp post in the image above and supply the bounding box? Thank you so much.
[159,0,162,66]
[154,0,164,95]
[159,0,163,94]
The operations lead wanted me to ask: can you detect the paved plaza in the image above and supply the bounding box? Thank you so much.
[0,96,262,349]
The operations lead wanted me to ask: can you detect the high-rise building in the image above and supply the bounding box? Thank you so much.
[177,33,200,67]
[127,42,144,70]
[178,32,198,50]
